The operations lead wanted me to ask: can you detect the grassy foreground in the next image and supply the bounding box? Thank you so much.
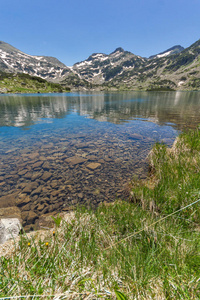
[0,129,200,299]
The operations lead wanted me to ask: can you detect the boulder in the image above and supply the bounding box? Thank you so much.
[0,218,21,244]
[41,171,52,181]
[26,211,38,225]
[65,156,86,166]
[27,153,39,160]
[24,172,33,179]
[0,221,6,244]
[16,195,31,207]
[31,186,42,196]
[23,182,38,194]
[0,206,22,221]
[31,172,43,181]
[18,169,28,176]
[35,214,55,229]
[0,192,18,208]
[32,161,43,169]
[87,162,101,170]
[42,162,50,170]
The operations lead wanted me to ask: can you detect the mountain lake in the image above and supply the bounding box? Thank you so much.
[0,91,200,229]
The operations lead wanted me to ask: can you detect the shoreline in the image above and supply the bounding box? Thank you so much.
[1,129,200,298]
[1,87,200,94]
[0,135,178,242]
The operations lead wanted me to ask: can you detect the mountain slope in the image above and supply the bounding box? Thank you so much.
[71,47,146,85]
[149,45,184,59]
[102,39,200,90]
[0,39,200,91]
[0,41,72,82]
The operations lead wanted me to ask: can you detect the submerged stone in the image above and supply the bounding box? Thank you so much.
[0,193,19,208]
[65,156,87,166]
[23,182,39,194]
[41,171,52,181]
[87,163,101,170]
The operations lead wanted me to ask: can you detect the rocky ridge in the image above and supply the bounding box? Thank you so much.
[149,45,184,59]
[100,41,200,90]
[0,39,200,90]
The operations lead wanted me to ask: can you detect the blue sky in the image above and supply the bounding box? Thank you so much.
[1,0,200,66]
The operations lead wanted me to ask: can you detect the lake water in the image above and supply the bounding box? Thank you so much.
[0,91,200,229]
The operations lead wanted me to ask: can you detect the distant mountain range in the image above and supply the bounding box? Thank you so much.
[0,39,200,91]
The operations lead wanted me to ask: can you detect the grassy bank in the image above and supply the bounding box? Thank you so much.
[133,127,200,223]
[0,129,200,299]
[0,72,70,94]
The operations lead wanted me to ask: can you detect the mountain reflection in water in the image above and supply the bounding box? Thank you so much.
[0,91,200,129]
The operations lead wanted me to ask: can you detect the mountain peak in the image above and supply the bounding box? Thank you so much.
[111,47,125,54]
[0,39,200,90]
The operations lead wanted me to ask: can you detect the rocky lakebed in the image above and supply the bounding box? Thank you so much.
[0,130,151,231]
[1,91,188,234]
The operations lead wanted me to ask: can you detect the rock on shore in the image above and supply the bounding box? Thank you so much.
[0,218,21,244]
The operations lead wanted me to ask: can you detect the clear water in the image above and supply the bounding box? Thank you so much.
[0,91,200,227]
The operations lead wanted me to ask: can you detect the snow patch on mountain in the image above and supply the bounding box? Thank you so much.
[156,50,173,58]
[0,50,7,59]
[149,45,184,60]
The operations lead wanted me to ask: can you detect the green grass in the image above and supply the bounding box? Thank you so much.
[133,128,200,224]
[1,203,200,299]
[0,129,200,299]
[0,72,70,94]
